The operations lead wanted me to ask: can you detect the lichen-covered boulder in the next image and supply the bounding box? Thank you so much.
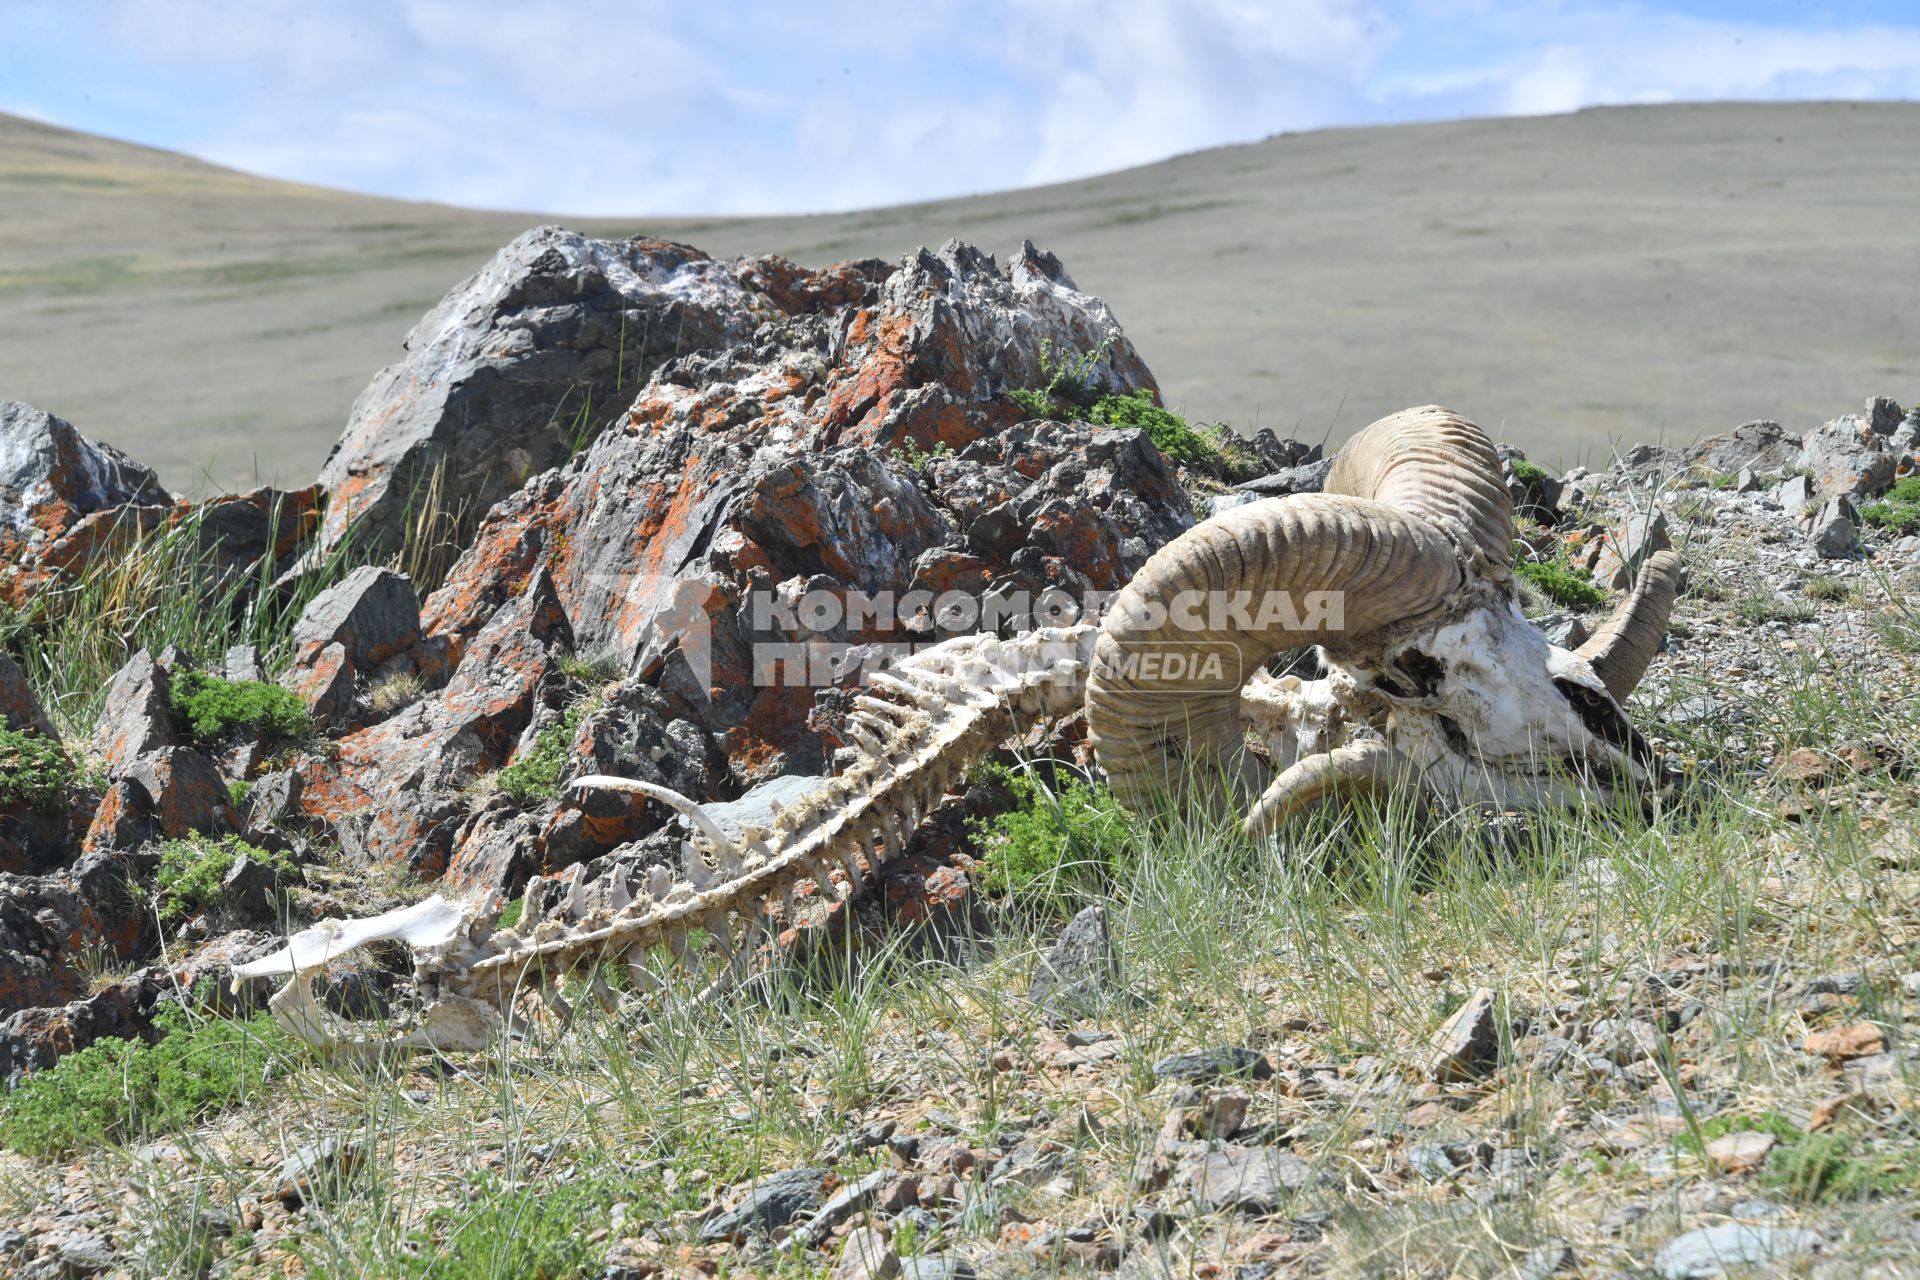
[316,230,868,559]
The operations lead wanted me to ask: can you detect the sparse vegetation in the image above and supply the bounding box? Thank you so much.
[0,1004,285,1158]
[0,726,75,814]
[169,669,311,743]
[1513,539,1608,609]
[1802,575,1852,602]
[970,761,1131,915]
[495,704,586,807]
[889,437,955,472]
[1861,475,1920,535]
[1736,586,1819,625]
[155,833,296,922]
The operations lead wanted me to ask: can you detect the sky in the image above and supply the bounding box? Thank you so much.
[2,0,1917,216]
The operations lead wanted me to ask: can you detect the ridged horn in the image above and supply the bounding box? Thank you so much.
[1577,549,1684,701]
[1325,406,1514,573]
[1085,494,1463,814]
[1243,737,1400,838]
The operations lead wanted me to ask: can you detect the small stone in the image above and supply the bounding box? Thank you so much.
[1803,1022,1886,1062]
[1652,1223,1818,1278]
[1805,972,1865,996]
[1150,1046,1273,1084]
[700,1167,830,1242]
[1424,987,1499,1081]
[898,1255,976,1280]
[1703,1131,1775,1174]
[1594,510,1671,589]
[55,1234,116,1276]
[276,1137,360,1209]
[1515,1242,1573,1279]
[1586,1018,1662,1066]
[1734,467,1760,493]
[793,1169,897,1248]
[834,1227,901,1280]
[223,644,266,684]
[1028,905,1120,1023]
[1809,496,1857,559]
[1406,1144,1459,1182]
[1188,1146,1315,1213]
[1776,747,1830,783]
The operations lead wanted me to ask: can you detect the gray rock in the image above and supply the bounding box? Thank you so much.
[1515,1242,1573,1279]
[220,854,282,923]
[276,1136,359,1208]
[1406,1144,1459,1182]
[1734,467,1760,493]
[1029,904,1121,1023]
[54,1233,116,1276]
[0,653,57,740]
[1595,510,1671,589]
[290,566,422,671]
[1772,474,1816,516]
[835,1227,901,1280]
[223,644,266,684]
[792,1169,896,1249]
[1536,614,1591,649]
[1586,1017,1662,1065]
[1425,987,1499,1081]
[1866,395,1904,436]
[316,228,804,559]
[700,1167,830,1242]
[1799,413,1894,500]
[1804,972,1865,996]
[1809,496,1858,559]
[1187,1145,1315,1213]
[91,649,175,776]
[0,400,169,539]
[1238,458,1331,496]
[1652,1223,1818,1278]
[898,1256,975,1280]
[1151,1046,1273,1084]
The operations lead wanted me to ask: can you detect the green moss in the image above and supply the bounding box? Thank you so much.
[1861,475,1920,536]
[169,670,311,743]
[1513,545,1608,610]
[0,1005,285,1158]
[1508,458,1553,488]
[0,726,74,814]
[970,763,1132,916]
[496,704,585,808]
[156,834,296,922]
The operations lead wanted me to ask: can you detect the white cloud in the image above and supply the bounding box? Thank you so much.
[58,0,1920,214]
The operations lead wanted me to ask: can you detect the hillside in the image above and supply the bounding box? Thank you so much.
[2,102,1916,493]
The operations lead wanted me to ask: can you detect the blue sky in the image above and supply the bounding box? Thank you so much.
[3,0,1917,215]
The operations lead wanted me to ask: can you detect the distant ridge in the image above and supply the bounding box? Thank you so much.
[2,101,1916,491]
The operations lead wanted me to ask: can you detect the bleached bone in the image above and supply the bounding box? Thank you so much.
[235,409,1684,1056]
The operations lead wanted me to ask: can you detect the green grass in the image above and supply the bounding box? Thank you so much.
[495,704,586,807]
[0,725,75,814]
[1508,458,1553,489]
[396,1171,631,1279]
[1861,475,1920,536]
[0,495,367,742]
[169,670,312,743]
[0,1005,285,1158]
[156,833,297,922]
[1086,390,1225,469]
[1736,588,1819,626]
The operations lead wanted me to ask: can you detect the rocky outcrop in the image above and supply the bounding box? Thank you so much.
[315,229,889,559]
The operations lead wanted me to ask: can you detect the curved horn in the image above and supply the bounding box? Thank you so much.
[1325,406,1514,574]
[1577,549,1683,701]
[1243,737,1401,838]
[1086,495,1463,813]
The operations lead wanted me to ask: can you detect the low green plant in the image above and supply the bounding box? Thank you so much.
[169,670,311,743]
[495,704,585,807]
[156,834,296,922]
[0,726,74,814]
[0,1005,285,1157]
[889,438,955,472]
[970,762,1132,915]
[1735,588,1818,626]
[399,1171,630,1279]
[1508,458,1553,488]
[1086,390,1224,469]
[1513,543,1608,610]
[1802,576,1852,603]
[1861,475,1920,535]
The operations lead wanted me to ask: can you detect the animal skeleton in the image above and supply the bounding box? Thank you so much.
[234,408,1681,1054]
